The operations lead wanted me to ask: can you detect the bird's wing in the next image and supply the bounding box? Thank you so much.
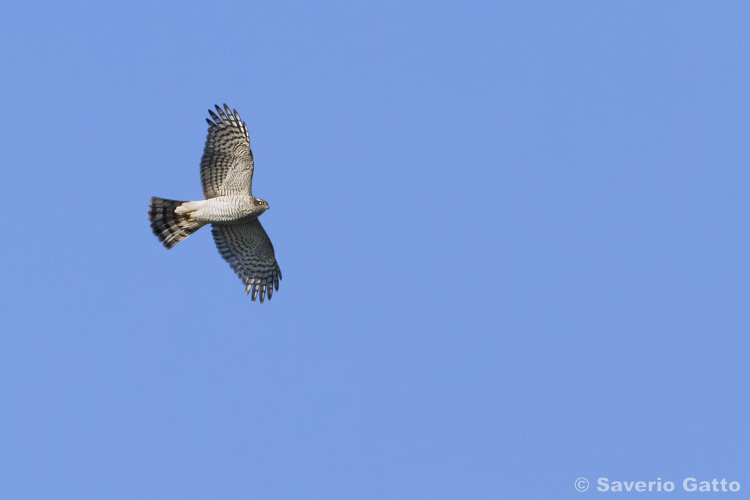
[200,104,254,198]
[212,219,281,302]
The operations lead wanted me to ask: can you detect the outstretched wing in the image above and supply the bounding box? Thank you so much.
[212,220,282,302]
[201,104,254,198]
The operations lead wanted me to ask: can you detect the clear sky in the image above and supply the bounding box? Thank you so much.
[1,1,748,499]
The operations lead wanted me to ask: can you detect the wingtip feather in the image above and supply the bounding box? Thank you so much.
[216,105,229,121]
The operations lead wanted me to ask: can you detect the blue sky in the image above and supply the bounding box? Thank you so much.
[1,1,749,498]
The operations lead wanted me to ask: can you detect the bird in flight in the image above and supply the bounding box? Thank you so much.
[148,104,281,302]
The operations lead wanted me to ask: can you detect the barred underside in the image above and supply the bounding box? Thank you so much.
[212,220,282,303]
[201,104,254,199]
[149,197,203,249]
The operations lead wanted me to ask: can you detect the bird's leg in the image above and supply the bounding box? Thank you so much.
[175,201,204,222]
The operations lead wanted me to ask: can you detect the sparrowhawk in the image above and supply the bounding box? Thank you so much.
[148,104,281,302]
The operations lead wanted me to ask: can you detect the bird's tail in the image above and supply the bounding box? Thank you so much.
[149,197,203,249]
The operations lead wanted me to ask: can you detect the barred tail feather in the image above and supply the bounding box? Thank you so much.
[149,197,203,249]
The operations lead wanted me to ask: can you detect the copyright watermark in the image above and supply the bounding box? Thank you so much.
[574,477,741,493]
[575,478,590,492]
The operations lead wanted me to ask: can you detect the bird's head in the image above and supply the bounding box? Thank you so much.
[255,197,269,213]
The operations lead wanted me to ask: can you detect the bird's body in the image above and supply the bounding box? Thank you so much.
[148,104,281,302]
[177,195,266,223]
